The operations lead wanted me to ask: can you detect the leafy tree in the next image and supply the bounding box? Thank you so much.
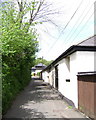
[35,57,53,66]
[1,1,38,114]
[1,0,59,114]
[14,0,60,31]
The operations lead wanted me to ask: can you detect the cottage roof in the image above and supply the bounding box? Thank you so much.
[31,67,36,70]
[41,35,96,72]
[77,35,96,46]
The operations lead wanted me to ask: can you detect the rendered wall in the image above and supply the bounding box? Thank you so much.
[58,51,95,108]
[58,53,78,108]
[41,51,95,109]
[48,68,55,87]
[42,71,49,83]
[76,51,95,72]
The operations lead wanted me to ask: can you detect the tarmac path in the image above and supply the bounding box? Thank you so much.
[3,77,90,119]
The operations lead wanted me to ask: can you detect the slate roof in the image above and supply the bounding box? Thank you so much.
[32,67,36,70]
[32,63,47,71]
[42,35,96,72]
[77,35,96,46]
[35,63,46,67]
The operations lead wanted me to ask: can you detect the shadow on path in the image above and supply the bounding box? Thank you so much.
[3,77,89,119]
[3,77,62,119]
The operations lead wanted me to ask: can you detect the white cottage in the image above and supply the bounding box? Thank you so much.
[41,35,96,116]
[32,63,46,76]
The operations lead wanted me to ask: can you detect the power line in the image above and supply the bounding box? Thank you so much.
[63,3,94,45]
[57,0,84,39]
[69,10,94,45]
[56,4,94,58]
[42,0,84,57]
[60,1,93,45]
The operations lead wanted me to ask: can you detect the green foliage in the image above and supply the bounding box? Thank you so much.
[37,72,40,76]
[1,2,38,114]
[68,106,73,109]
[35,58,53,66]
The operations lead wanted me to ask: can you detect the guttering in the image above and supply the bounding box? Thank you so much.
[54,45,96,64]
[41,45,96,72]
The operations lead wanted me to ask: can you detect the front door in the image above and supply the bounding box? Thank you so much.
[55,65,58,89]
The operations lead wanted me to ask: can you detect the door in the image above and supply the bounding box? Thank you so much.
[55,65,58,89]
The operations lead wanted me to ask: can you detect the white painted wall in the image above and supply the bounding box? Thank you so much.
[58,53,78,108]
[49,71,52,86]
[71,51,95,108]
[76,51,95,72]
[35,70,42,74]
[42,71,49,83]
[48,68,55,86]
[42,51,95,108]
[70,52,78,108]
[52,69,55,87]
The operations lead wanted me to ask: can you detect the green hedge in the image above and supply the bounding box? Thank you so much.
[2,63,32,114]
[1,2,38,114]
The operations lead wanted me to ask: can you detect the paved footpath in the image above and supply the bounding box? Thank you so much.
[3,78,90,119]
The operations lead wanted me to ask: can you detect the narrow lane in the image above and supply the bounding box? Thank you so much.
[3,77,89,119]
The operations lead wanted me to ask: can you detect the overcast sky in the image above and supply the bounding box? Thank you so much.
[36,0,95,60]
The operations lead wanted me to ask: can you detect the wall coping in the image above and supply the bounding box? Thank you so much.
[77,71,96,76]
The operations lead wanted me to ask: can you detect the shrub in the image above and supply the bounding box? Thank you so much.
[1,2,38,114]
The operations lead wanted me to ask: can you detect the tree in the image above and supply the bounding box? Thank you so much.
[1,1,38,114]
[14,0,60,31]
[1,0,60,114]
[35,57,53,66]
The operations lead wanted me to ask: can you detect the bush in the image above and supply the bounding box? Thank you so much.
[1,2,38,114]
[2,65,32,114]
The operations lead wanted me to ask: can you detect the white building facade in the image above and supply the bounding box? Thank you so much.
[41,36,96,108]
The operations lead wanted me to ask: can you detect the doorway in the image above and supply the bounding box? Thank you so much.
[55,65,58,89]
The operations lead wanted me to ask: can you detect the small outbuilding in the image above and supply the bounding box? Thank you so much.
[41,35,96,119]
